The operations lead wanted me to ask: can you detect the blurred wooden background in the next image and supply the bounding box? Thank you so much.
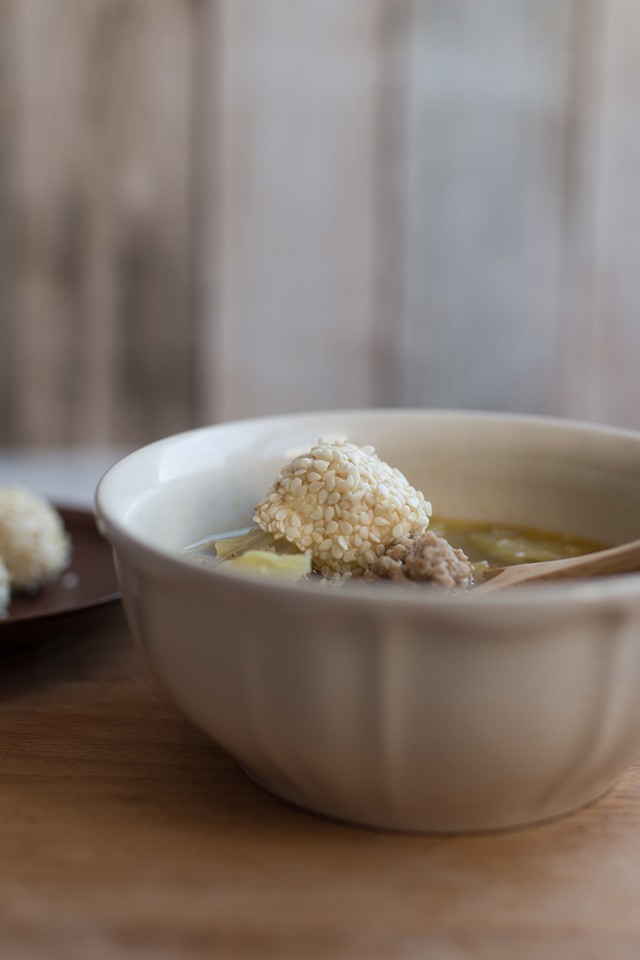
[1,0,639,447]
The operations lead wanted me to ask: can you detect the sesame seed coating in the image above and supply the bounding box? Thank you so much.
[0,485,71,593]
[254,440,432,577]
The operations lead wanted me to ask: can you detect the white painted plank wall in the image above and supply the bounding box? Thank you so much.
[199,0,640,429]
[1,0,197,446]
[202,0,379,422]
[1,0,639,444]
[399,0,572,414]
[557,0,640,427]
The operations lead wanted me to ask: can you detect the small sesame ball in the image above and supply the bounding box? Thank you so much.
[254,440,432,577]
[0,486,71,592]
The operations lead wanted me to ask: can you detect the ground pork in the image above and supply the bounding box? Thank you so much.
[366,530,472,590]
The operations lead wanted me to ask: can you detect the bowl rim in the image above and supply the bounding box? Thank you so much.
[94,408,640,611]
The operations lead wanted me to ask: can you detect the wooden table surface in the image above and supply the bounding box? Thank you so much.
[2,603,640,960]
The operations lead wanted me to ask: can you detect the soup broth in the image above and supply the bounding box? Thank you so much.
[430,519,605,578]
[181,520,606,585]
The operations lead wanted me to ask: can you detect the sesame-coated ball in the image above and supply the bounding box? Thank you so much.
[0,485,71,592]
[254,440,432,578]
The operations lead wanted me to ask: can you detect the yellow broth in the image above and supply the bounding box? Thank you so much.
[429,518,606,582]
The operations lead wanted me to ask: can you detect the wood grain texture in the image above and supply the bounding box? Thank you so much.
[2,0,640,444]
[3,0,198,446]
[397,0,573,414]
[0,1,21,443]
[3,607,640,959]
[557,0,640,428]
[201,0,379,422]
[196,0,640,427]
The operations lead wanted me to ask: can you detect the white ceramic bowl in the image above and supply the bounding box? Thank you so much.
[95,410,640,832]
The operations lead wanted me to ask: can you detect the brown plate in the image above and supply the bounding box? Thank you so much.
[0,506,120,648]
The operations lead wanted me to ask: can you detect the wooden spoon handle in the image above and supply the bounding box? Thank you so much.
[474,537,640,595]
